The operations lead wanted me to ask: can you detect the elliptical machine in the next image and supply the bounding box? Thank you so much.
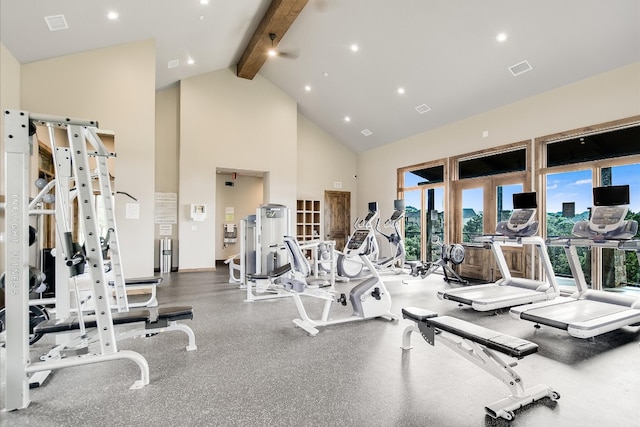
[336,202,380,278]
[373,199,407,271]
[337,200,407,278]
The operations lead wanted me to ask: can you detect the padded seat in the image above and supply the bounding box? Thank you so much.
[246,263,292,280]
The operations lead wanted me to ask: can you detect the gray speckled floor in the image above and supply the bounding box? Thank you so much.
[2,268,639,427]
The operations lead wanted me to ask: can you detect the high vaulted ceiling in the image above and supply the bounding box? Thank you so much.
[1,1,639,153]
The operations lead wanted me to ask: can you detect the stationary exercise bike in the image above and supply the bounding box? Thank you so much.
[283,234,399,336]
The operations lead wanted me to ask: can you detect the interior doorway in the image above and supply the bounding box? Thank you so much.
[215,168,264,262]
[324,190,351,250]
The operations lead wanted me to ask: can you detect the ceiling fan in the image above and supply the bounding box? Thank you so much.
[267,33,299,59]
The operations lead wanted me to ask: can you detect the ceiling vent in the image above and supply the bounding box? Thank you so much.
[44,15,68,31]
[361,129,373,136]
[415,104,431,114]
[509,60,532,76]
[168,59,180,69]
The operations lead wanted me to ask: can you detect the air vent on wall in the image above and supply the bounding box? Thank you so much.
[415,104,431,114]
[361,129,373,136]
[168,59,180,69]
[509,60,533,76]
[44,15,68,31]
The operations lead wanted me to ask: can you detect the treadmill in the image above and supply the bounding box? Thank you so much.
[438,192,559,311]
[510,185,640,339]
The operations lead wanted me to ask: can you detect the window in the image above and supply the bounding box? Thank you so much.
[461,187,483,242]
[459,149,526,179]
[547,125,640,167]
[545,169,593,288]
[399,163,446,261]
[539,117,640,291]
[601,163,640,289]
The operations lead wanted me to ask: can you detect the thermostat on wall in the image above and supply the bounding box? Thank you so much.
[191,204,207,221]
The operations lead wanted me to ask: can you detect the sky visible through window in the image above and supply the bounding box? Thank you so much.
[547,165,639,213]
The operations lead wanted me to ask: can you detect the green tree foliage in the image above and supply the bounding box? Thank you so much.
[462,212,483,243]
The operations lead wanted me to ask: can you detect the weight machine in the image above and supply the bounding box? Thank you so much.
[2,110,195,411]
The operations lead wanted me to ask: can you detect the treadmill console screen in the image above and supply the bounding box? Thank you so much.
[507,208,536,232]
[589,206,628,231]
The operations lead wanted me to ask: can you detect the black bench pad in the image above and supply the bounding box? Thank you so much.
[34,306,193,334]
[125,276,163,285]
[157,306,193,321]
[247,263,292,280]
[402,307,438,322]
[426,315,538,358]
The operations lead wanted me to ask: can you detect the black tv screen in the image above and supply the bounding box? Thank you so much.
[368,202,378,213]
[513,192,537,209]
[593,185,629,206]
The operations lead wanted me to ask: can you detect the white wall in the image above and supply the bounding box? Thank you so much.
[19,40,157,277]
[297,113,358,236]
[0,42,22,273]
[178,67,297,270]
[154,85,181,270]
[357,62,640,218]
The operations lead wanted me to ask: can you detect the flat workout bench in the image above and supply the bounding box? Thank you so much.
[35,306,197,351]
[401,307,559,421]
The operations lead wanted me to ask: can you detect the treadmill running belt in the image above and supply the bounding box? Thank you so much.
[520,300,630,330]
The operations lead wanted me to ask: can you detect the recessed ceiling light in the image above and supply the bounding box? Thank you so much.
[304,85,311,92]
[350,44,359,52]
[199,15,205,21]
[344,116,351,122]
[496,32,508,42]
[187,58,195,65]
[397,87,405,95]
[107,11,119,20]
[323,72,329,77]
[200,0,209,4]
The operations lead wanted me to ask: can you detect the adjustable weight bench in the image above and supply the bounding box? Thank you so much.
[34,306,197,351]
[401,307,559,421]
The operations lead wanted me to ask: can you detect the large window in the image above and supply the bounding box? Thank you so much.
[540,120,640,291]
[601,163,640,289]
[545,169,593,288]
[400,163,445,261]
[461,187,483,242]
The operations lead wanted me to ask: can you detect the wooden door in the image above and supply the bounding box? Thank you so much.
[324,190,351,250]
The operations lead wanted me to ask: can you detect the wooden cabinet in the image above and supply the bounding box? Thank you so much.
[296,199,321,242]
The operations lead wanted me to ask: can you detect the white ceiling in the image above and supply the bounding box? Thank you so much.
[1,0,639,153]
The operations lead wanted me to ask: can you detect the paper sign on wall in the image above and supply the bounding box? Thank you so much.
[126,203,140,219]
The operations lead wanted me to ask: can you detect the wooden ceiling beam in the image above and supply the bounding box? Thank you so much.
[236,0,308,80]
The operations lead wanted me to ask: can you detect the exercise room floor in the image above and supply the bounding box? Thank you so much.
[2,268,639,426]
